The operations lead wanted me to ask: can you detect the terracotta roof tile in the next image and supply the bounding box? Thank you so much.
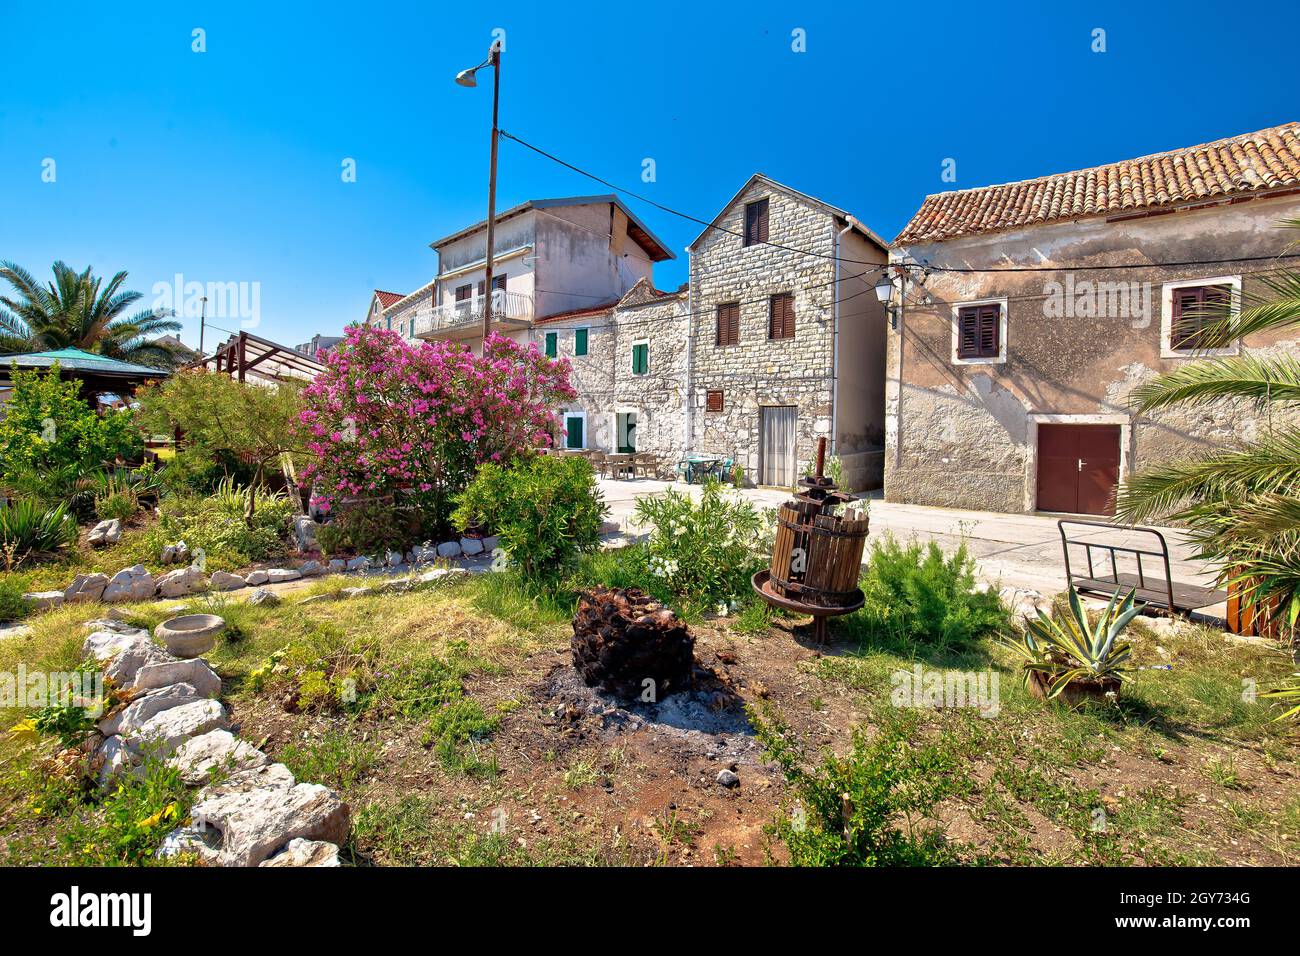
[896,123,1300,244]
[374,290,405,309]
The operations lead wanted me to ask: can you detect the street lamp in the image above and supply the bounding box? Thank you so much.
[456,42,503,344]
[874,273,901,330]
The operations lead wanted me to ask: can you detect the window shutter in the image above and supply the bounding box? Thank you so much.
[492,274,507,291]
[745,199,769,246]
[957,304,1000,359]
[456,284,471,302]
[1172,284,1232,350]
[545,332,557,358]
[574,328,588,356]
[716,303,739,346]
[477,280,485,297]
[706,389,724,412]
[769,293,795,339]
[632,342,648,374]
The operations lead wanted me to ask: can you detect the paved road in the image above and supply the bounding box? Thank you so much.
[597,478,1221,607]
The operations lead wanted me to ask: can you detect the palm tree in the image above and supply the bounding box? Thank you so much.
[1116,220,1300,640]
[0,260,182,367]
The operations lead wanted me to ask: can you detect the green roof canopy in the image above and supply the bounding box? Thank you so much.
[0,347,172,377]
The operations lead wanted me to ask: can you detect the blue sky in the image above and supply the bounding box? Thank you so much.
[1,0,1296,350]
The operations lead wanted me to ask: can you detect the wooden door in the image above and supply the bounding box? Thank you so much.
[1036,424,1120,516]
[760,406,798,487]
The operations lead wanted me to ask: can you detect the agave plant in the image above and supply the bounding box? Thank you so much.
[0,498,79,567]
[1001,587,1141,698]
[1260,674,1300,722]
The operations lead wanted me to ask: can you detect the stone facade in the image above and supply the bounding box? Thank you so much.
[688,176,888,488]
[886,191,1300,514]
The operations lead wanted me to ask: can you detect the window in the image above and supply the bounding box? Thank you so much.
[544,332,558,358]
[952,299,1006,363]
[385,316,392,331]
[769,292,795,340]
[744,198,769,247]
[574,328,588,356]
[477,275,507,297]
[706,389,724,412]
[631,341,649,375]
[715,302,740,346]
[1170,284,1232,350]
[455,284,472,302]
[564,413,585,450]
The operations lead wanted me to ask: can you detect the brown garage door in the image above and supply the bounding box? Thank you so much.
[1036,424,1120,516]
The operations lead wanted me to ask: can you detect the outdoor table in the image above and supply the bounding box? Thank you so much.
[683,455,722,484]
[606,453,635,479]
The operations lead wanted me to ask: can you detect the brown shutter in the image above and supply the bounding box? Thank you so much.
[1173,284,1232,349]
[956,306,979,358]
[957,304,1000,359]
[978,304,999,356]
[745,199,769,246]
[716,303,739,346]
[706,389,724,412]
[769,293,795,339]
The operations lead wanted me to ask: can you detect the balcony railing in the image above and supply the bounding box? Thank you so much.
[411,290,534,339]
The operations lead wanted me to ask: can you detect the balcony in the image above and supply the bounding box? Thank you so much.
[412,290,534,341]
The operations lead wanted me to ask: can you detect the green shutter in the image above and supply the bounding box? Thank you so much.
[574,328,588,356]
[632,342,648,375]
[545,332,557,358]
[566,415,583,449]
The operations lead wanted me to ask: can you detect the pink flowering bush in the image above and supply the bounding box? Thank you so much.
[300,325,576,537]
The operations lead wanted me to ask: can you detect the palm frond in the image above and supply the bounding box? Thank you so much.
[1128,354,1300,413]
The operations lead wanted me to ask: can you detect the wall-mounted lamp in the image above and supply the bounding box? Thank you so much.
[874,273,902,330]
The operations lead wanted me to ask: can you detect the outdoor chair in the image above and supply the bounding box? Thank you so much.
[588,452,607,478]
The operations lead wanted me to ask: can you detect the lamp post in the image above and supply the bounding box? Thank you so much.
[198,295,209,354]
[456,42,503,345]
[874,271,901,330]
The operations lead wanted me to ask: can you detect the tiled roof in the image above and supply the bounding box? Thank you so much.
[374,290,405,309]
[896,123,1300,244]
[532,300,620,325]
[0,347,172,376]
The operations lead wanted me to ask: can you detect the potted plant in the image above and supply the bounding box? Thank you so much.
[1001,586,1140,705]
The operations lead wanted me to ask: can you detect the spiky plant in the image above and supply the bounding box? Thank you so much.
[1260,674,1300,721]
[0,260,182,366]
[1116,220,1300,639]
[1001,587,1140,698]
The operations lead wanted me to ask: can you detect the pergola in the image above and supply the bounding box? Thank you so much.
[188,331,324,384]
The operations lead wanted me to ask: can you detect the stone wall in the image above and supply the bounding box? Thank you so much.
[885,192,1300,513]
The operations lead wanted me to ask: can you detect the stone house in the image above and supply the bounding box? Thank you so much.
[535,277,689,461]
[686,174,890,489]
[885,122,1300,516]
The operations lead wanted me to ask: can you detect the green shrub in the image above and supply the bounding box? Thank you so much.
[630,479,763,609]
[751,701,965,866]
[854,536,1008,649]
[139,484,296,568]
[0,366,142,487]
[326,498,429,556]
[158,446,228,496]
[453,455,607,581]
[56,758,190,866]
[95,489,138,522]
[0,579,31,622]
[0,498,79,568]
[423,698,500,777]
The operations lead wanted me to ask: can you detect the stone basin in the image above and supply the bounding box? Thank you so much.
[155,614,226,658]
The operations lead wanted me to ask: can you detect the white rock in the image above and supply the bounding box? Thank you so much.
[259,838,341,867]
[127,698,228,760]
[99,682,201,737]
[245,570,270,586]
[87,519,121,547]
[84,630,173,688]
[297,560,324,577]
[386,550,403,568]
[64,572,110,604]
[95,735,136,786]
[482,535,499,552]
[197,762,296,799]
[155,566,208,598]
[102,565,155,603]
[293,515,319,552]
[437,541,462,559]
[83,618,141,634]
[247,588,280,607]
[345,556,370,572]
[22,590,64,610]
[160,545,176,565]
[209,570,247,591]
[155,825,220,863]
[327,559,346,572]
[265,568,301,584]
[188,779,349,867]
[169,729,270,786]
[460,537,484,556]
[340,586,375,599]
[133,658,222,698]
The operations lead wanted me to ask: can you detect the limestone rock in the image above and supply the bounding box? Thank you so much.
[134,657,222,698]
[94,735,136,786]
[345,556,370,571]
[189,778,349,867]
[155,825,221,864]
[292,515,319,552]
[169,729,269,785]
[209,570,247,591]
[247,588,280,607]
[87,519,122,547]
[245,570,270,586]
[460,537,484,556]
[259,838,341,867]
[385,550,403,568]
[340,586,375,599]
[297,560,324,577]
[265,568,301,584]
[22,590,64,610]
[127,698,228,760]
[437,540,462,559]
[65,572,110,604]
[102,565,155,603]
[482,535,500,553]
[196,761,296,800]
[99,682,201,737]
[155,566,208,598]
[327,558,346,573]
[84,629,173,688]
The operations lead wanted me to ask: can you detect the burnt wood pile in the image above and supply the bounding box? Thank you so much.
[572,587,695,701]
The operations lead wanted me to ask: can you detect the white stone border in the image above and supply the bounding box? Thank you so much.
[950,296,1009,366]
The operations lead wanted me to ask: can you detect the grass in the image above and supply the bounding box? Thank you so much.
[279,729,379,790]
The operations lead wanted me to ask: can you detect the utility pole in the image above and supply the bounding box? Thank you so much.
[198,295,208,355]
[481,43,502,343]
